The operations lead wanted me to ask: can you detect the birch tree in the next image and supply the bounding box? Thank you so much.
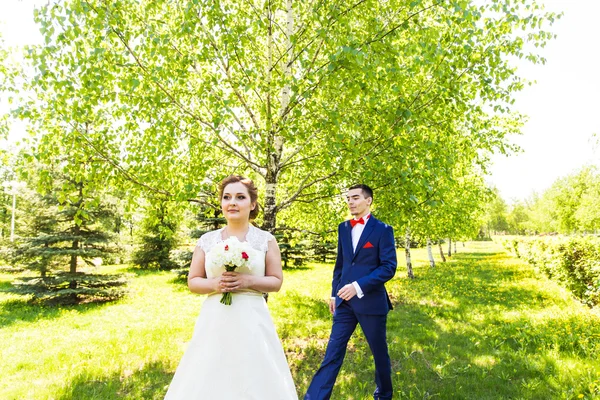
[16,0,558,235]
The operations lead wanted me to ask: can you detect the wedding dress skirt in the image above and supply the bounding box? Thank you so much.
[165,227,298,399]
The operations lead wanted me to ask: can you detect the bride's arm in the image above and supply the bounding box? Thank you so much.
[255,238,284,292]
[187,246,220,295]
[222,238,283,293]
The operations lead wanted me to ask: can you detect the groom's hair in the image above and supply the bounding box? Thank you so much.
[218,175,260,220]
[349,184,373,201]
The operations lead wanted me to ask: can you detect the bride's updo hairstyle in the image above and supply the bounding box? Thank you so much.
[218,175,260,220]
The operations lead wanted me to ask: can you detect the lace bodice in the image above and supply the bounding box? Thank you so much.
[197,225,275,254]
[197,225,275,280]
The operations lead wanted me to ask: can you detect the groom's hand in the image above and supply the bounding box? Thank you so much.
[337,284,357,301]
[329,298,336,314]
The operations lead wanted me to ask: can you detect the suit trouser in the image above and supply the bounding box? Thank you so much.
[304,302,393,400]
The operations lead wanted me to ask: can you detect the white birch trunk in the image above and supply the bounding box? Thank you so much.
[427,238,435,268]
[447,237,452,257]
[279,0,293,116]
[405,228,414,279]
[263,1,293,232]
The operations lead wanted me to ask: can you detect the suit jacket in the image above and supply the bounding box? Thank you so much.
[331,215,397,315]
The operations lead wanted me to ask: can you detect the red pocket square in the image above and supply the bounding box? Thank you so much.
[363,241,374,249]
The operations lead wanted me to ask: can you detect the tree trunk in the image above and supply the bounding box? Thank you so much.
[69,246,78,274]
[129,220,134,244]
[427,238,435,268]
[70,225,79,275]
[41,243,49,278]
[69,236,79,290]
[263,176,278,232]
[454,240,457,254]
[447,238,452,257]
[10,191,16,242]
[405,228,414,279]
[438,242,447,262]
[262,0,293,233]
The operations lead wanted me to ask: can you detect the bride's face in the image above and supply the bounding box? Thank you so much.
[221,182,256,222]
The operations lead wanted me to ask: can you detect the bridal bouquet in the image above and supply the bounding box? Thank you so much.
[209,236,252,305]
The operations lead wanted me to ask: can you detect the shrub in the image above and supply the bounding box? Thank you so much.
[169,249,193,269]
[505,236,600,306]
[132,201,179,270]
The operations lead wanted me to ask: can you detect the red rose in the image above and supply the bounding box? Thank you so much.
[224,245,229,251]
[241,252,249,260]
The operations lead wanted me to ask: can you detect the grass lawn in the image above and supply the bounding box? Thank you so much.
[1,240,599,399]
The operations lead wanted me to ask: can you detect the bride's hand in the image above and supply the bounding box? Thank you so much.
[220,271,253,292]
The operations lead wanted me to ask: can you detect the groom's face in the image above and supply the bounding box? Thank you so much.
[346,188,372,218]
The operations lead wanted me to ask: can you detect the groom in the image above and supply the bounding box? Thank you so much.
[305,184,397,400]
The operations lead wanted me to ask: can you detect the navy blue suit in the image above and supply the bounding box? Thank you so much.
[305,215,397,400]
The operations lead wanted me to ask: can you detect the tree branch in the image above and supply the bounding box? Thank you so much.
[64,119,174,197]
[279,133,319,169]
[277,171,337,211]
[285,0,368,69]
[363,0,445,45]
[101,24,214,132]
[193,12,262,131]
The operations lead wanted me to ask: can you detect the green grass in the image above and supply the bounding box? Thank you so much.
[1,241,599,399]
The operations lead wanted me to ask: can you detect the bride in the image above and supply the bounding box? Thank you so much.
[165,175,298,399]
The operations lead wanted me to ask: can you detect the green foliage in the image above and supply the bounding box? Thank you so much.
[274,228,339,269]
[168,249,193,270]
[307,240,337,264]
[503,236,600,306]
[12,0,560,238]
[276,236,306,269]
[188,204,226,239]
[8,271,128,305]
[529,168,595,233]
[506,200,529,235]
[132,199,180,270]
[483,187,509,235]
[168,249,194,281]
[9,179,121,277]
[0,170,15,239]
[273,229,310,268]
[586,276,600,306]
[491,166,600,235]
[395,235,425,248]
[0,264,24,273]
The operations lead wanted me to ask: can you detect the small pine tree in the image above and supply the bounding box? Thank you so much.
[190,204,225,239]
[132,199,180,270]
[309,240,337,264]
[9,182,127,304]
[274,227,310,268]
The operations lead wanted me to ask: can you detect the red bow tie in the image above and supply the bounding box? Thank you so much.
[350,217,365,228]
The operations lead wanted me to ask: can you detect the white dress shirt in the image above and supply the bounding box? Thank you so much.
[333,214,370,301]
[351,214,370,252]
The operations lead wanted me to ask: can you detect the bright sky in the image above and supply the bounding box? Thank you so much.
[2,0,599,202]
[0,0,45,154]
[488,0,600,202]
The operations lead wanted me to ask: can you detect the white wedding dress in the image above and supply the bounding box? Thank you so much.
[165,225,298,400]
